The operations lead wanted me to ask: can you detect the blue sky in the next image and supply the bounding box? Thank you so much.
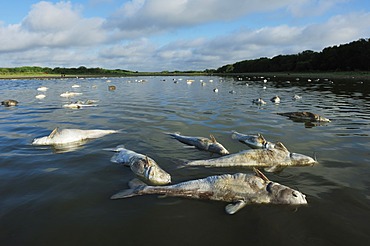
[0,0,369,71]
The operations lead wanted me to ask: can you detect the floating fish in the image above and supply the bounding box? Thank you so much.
[111,168,307,215]
[37,86,48,92]
[60,92,83,98]
[166,132,229,155]
[270,95,280,103]
[107,145,171,185]
[1,99,18,106]
[277,111,330,122]
[231,131,275,149]
[185,142,317,172]
[32,128,117,145]
[35,94,46,99]
[63,100,98,109]
[252,98,266,105]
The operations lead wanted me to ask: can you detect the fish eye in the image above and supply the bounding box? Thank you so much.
[292,192,297,197]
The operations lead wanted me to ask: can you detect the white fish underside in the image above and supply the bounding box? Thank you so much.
[32,128,117,145]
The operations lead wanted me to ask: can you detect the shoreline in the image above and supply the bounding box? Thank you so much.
[0,71,369,81]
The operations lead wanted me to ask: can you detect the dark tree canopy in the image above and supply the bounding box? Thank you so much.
[216,38,370,73]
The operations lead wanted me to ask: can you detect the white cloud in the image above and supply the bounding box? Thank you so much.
[106,0,295,38]
[0,1,107,53]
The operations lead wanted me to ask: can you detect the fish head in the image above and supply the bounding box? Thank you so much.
[316,115,331,122]
[266,181,307,205]
[143,157,172,185]
[290,152,318,166]
[208,143,229,155]
[32,136,50,145]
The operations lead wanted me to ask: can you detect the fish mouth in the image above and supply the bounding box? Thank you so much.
[290,153,318,166]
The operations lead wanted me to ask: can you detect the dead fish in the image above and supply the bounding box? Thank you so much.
[252,98,266,105]
[1,99,18,107]
[231,130,275,149]
[60,91,83,98]
[270,95,280,103]
[107,145,171,185]
[63,100,98,109]
[166,132,229,155]
[111,168,307,215]
[185,142,317,172]
[32,127,117,145]
[277,111,330,122]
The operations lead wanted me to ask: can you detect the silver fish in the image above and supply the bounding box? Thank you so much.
[167,132,229,155]
[231,130,275,149]
[32,127,117,145]
[277,111,330,122]
[108,145,171,185]
[111,168,307,215]
[186,142,317,172]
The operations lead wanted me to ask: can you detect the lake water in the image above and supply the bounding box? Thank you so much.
[0,75,369,246]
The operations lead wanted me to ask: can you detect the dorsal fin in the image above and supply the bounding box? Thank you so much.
[209,134,217,143]
[275,142,288,151]
[257,133,266,143]
[48,127,59,138]
[144,155,152,167]
[253,168,270,182]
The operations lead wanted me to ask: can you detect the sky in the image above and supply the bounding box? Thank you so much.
[0,0,369,72]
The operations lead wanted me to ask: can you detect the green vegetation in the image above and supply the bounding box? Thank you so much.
[0,66,206,78]
[216,38,370,73]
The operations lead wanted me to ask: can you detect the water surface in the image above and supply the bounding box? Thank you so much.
[0,76,369,246]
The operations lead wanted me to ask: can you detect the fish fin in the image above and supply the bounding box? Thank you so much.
[274,142,289,152]
[144,155,153,167]
[110,189,139,199]
[225,200,247,215]
[264,165,285,173]
[128,178,147,188]
[253,168,270,182]
[110,153,121,163]
[48,127,59,138]
[209,134,217,143]
[111,178,147,199]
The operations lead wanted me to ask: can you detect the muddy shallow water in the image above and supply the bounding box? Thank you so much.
[0,76,369,246]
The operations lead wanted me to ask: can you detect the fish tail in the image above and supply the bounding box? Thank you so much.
[103,144,126,152]
[231,130,239,139]
[110,178,147,199]
[163,131,181,138]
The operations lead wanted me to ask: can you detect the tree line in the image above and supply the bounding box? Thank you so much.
[216,38,370,73]
[0,66,133,76]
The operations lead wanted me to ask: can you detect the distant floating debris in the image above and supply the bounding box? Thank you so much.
[1,99,18,107]
[72,84,80,88]
[270,95,280,103]
[213,88,219,93]
[36,94,46,99]
[60,92,83,98]
[292,94,302,100]
[37,86,48,92]
[252,98,266,105]
[108,85,116,91]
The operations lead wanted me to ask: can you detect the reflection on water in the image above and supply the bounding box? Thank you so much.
[0,76,369,246]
